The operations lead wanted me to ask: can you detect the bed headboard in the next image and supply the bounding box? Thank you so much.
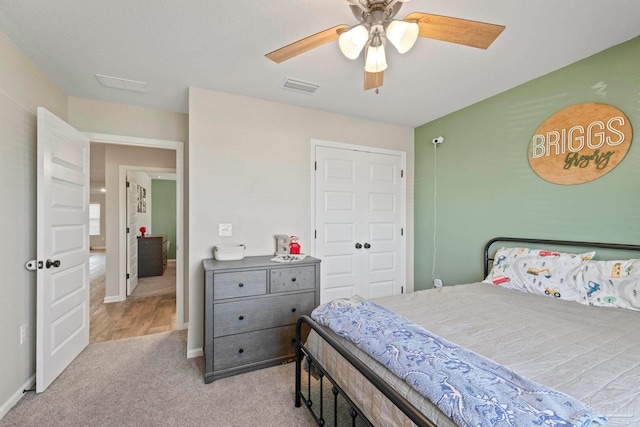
[483,237,640,277]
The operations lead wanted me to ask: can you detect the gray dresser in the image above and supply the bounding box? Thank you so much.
[203,255,320,383]
[138,234,168,277]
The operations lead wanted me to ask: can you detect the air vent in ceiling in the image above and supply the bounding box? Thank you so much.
[95,74,148,93]
[281,77,320,95]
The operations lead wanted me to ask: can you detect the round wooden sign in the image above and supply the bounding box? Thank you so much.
[528,103,632,185]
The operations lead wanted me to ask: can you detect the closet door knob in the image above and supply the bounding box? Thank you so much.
[355,243,362,249]
[291,308,297,313]
[291,277,297,282]
[238,283,244,288]
[238,315,244,320]
[238,348,244,354]
[364,243,371,249]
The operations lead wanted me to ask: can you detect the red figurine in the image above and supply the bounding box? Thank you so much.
[289,236,300,254]
[139,226,147,238]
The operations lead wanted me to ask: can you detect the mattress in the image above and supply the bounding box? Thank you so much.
[306,282,640,426]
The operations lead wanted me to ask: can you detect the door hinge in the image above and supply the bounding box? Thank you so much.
[314,161,317,171]
[401,169,404,178]
[401,286,404,294]
[314,229,317,239]
[126,273,130,279]
[401,227,404,236]
[126,227,130,234]
[126,181,130,188]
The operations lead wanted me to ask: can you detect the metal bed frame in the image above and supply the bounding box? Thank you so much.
[295,236,640,426]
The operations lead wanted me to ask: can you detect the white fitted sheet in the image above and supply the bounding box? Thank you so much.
[306,283,640,426]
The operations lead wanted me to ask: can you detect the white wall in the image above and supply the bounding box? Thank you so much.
[187,87,414,355]
[0,30,68,418]
[68,97,188,142]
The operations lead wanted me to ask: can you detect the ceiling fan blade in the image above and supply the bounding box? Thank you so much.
[404,12,505,49]
[265,25,349,63]
[364,71,384,91]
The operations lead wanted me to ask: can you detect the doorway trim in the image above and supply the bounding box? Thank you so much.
[84,132,186,330]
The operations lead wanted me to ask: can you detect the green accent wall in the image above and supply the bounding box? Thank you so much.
[151,179,177,259]
[415,36,640,290]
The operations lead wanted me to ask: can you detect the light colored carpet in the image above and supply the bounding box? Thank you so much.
[0,331,316,427]
[130,262,176,298]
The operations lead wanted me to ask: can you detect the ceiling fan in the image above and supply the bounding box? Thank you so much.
[265,0,505,93]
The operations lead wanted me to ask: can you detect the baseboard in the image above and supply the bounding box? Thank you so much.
[103,295,124,303]
[0,374,35,420]
[90,246,106,250]
[167,259,176,264]
[187,347,203,359]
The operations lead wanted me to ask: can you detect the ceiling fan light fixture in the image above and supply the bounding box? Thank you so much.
[338,25,369,59]
[364,43,388,73]
[386,20,419,54]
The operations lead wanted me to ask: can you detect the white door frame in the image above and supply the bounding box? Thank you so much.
[310,139,409,294]
[84,132,186,330]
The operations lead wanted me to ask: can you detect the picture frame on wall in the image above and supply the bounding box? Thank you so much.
[137,184,146,213]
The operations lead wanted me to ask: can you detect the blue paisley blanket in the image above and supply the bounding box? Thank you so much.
[311,297,607,427]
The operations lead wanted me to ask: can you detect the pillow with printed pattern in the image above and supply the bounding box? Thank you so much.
[581,259,640,311]
[483,247,595,304]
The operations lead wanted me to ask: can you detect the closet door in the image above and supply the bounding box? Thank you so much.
[315,145,404,303]
[360,151,403,299]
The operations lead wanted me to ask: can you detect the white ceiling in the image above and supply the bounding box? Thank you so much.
[1,1,639,128]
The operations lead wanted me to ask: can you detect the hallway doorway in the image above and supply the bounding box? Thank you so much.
[87,132,185,334]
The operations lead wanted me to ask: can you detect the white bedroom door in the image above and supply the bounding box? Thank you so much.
[36,107,90,393]
[315,144,405,303]
[126,173,139,296]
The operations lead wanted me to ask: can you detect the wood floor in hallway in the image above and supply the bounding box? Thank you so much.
[89,251,176,343]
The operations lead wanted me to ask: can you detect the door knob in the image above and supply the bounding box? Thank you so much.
[364,243,371,249]
[46,259,61,269]
[355,243,362,249]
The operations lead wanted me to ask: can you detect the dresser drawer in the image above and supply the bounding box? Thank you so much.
[270,266,315,293]
[213,292,315,338]
[213,325,297,372]
[214,270,266,300]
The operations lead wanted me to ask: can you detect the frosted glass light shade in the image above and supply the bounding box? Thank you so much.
[386,20,419,54]
[364,44,388,73]
[338,25,369,59]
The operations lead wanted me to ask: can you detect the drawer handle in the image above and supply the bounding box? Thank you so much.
[238,348,244,354]
[291,308,297,313]
[291,277,297,282]
[238,283,244,288]
[238,315,244,320]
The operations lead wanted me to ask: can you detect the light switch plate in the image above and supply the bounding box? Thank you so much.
[218,223,232,237]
